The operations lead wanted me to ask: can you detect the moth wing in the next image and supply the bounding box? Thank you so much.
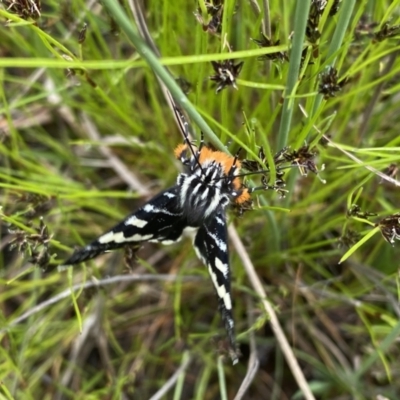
[63,187,187,265]
[193,211,238,363]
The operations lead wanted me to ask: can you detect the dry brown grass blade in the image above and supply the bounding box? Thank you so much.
[149,351,192,400]
[55,297,106,399]
[1,274,202,333]
[228,225,316,400]
[81,113,151,196]
[233,295,260,400]
[323,134,400,187]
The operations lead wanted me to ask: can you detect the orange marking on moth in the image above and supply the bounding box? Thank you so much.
[235,188,251,204]
[174,144,250,204]
[198,147,241,175]
[174,143,188,159]
[198,148,251,205]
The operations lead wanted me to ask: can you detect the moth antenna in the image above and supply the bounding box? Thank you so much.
[181,118,205,175]
[199,131,205,152]
[173,104,190,142]
[213,167,270,182]
[224,148,242,182]
[231,148,241,165]
[233,148,242,166]
[224,164,305,181]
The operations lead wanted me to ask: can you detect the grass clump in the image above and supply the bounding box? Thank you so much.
[1,0,400,398]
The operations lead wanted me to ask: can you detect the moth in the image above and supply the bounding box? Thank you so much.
[63,132,267,364]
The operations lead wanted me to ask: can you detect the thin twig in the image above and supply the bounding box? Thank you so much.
[261,0,272,76]
[307,324,351,370]
[299,104,400,187]
[358,51,399,141]
[44,76,151,196]
[349,261,400,318]
[323,134,400,187]
[234,295,260,400]
[261,0,271,38]
[0,104,52,134]
[8,0,98,107]
[128,0,193,142]
[128,294,170,379]
[56,299,104,400]
[296,282,362,307]
[149,351,192,400]
[228,225,316,400]
[247,0,271,38]
[248,0,261,16]
[299,286,352,357]
[1,274,202,333]
[81,113,151,196]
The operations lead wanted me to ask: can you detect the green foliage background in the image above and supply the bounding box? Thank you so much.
[1,0,400,398]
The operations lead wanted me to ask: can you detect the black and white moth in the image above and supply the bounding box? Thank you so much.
[63,137,256,364]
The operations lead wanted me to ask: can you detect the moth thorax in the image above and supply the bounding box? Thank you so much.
[176,165,230,225]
